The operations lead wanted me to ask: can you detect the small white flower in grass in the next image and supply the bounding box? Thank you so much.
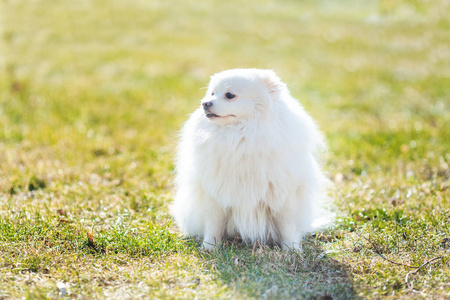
[57,282,68,296]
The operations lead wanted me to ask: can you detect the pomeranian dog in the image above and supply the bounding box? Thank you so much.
[172,69,331,251]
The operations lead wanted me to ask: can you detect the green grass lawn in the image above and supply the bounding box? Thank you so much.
[1,0,449,298]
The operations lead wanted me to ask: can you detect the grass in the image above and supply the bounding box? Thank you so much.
[0,0,449,298]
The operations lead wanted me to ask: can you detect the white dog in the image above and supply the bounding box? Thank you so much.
[172,69,331,250]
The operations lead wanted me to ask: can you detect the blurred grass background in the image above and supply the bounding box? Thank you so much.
[0,0,449,298]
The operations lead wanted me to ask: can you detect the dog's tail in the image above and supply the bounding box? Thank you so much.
[311,178,337,231]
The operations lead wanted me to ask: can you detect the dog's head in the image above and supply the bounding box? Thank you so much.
[201,69,286,125]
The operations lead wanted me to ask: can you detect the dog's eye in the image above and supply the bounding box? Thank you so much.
[211,92,214,96]
[225,92,236,99]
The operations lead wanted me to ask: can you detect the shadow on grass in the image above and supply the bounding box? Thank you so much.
[197,236,358,300]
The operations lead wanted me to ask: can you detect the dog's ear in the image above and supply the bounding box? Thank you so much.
[261,70,286,94]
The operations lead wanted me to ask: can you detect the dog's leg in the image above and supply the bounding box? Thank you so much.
[276,194,306,251]
[278,217,303,251]
[202,201,226,250]
[278,184,318,251]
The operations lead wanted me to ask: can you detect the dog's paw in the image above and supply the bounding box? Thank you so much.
[202,236,221,250]
[202,241,218,251]
[281,241,303,252]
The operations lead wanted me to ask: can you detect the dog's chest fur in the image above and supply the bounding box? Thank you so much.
[194,118,296,242]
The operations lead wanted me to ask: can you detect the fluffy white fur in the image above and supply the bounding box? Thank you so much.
[173,69,331,251]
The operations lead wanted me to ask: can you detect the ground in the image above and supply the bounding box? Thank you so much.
[0,0,449,299]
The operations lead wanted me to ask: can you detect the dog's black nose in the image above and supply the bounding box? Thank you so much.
[202,101,213,109]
